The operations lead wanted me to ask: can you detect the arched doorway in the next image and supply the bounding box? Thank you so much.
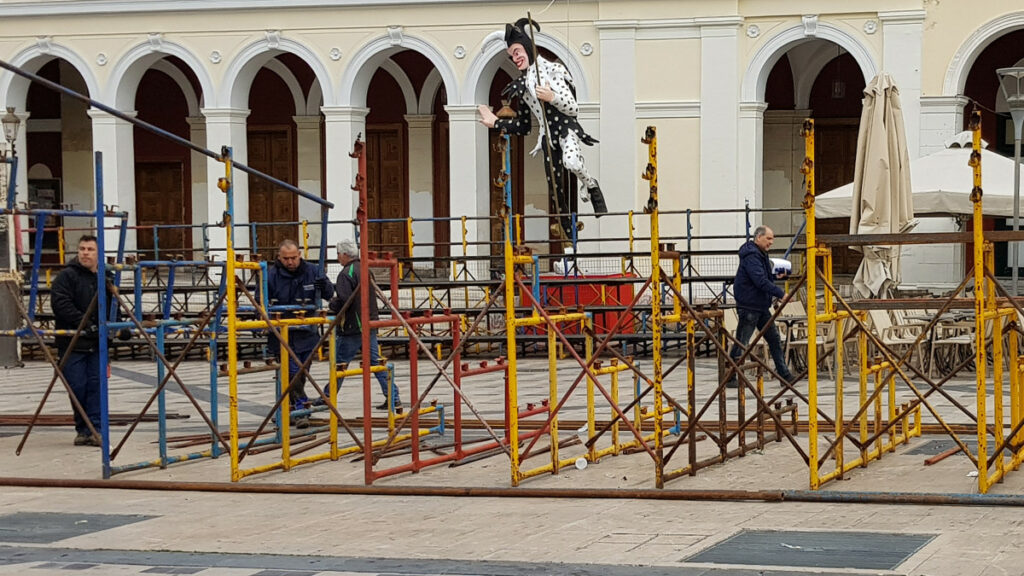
[761,40,866,274]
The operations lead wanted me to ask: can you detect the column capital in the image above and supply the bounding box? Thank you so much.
[200,107,250,122]
[403,114,435,129]
[443,105,479,122]
[185,116,206,129]
[320,106,369,122]
[739,101,768,118]
[87,108,137,123]
[292,115,323,129]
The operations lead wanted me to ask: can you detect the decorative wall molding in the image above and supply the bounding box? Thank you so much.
[635,100,700,119]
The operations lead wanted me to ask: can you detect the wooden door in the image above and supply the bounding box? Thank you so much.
[366,126,407,258]
[135,162,187,259]
[433,120,450,264]
[814,120,858,194]
[248,129,296,261]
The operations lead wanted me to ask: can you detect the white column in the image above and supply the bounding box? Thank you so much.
[185,116,208,258]
[293,114,324,259]
[920,96,968,156]
[87,108,137,254]
[404,114,435,268]
[201,107,250,254]
[445,104,489,278]
[597,21,636,253]
[738,102,767,210]
[880,10,926,159]
[321,106,366,247]
[699,18,742,250]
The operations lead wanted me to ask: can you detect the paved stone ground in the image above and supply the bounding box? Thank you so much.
[1,355,1023,575]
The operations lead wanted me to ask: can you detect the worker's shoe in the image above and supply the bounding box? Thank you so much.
[73,433,100,446]
[376,401,403,414]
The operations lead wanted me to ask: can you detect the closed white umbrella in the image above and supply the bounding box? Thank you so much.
[849,73,915,298]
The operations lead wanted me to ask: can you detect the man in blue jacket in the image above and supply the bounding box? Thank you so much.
[726,226,795,388]
[265,239,333,425]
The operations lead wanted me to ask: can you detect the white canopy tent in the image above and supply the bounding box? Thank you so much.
[815,133,1024,291]
[816,134,1024,218]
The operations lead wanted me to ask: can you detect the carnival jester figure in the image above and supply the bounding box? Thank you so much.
[478,17,607,238]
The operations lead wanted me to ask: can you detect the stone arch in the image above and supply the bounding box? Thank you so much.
[0,40,100,109]
[791,42,847,109]
[417,69,443,115]
[741,21,877,103]
[379,58,418,115]
[263,58,306,115]
[306,79,323,116]
[463,29,589,106]
[107,37,213,111]
[943,11,1024,96]
[338,31,458,108]
[220,34,334,109]
[150,60,201,116]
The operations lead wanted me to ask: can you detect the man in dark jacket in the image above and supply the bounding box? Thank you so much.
[726,226,795,387]
[328,239,401,411]
[50,234,107,446]
[265,239,333,422]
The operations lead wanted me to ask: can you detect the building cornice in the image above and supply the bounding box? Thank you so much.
[877,10,927,24]
[0,0,492,17]
[636,101,700,119]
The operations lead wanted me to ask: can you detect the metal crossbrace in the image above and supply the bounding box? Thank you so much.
[232,280,362,466]
[368,276,512,465]
[107,288,230,461]
[8,282,101,452]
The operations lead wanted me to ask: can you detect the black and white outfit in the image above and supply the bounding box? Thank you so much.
[494,18,607,236]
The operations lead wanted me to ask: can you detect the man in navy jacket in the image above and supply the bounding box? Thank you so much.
[726,226,795,387]
[265,239,333,421]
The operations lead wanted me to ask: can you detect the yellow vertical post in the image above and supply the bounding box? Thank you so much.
[859,330,869,464]
[970,111,989,492]
[221,152,242,482]
[503,210,521,485]
[801,119,820,488]
[874,367,883,457]
[1012,332,1022,464]
[610,358,620,453]
[548,326,559,473]
[301,219,309,259]
[58,227,65,263]
[585,319,595,462]
[329,329,339,460]
[887,369,896,452]
[642,126,663,487]
[280,326,292,469]
[988,246,1005,480]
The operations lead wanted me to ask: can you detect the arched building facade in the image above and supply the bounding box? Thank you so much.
[0,1,1021,283]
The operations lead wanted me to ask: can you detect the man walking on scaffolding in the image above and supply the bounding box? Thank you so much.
[725,226,796,388]
[478,16,607,238]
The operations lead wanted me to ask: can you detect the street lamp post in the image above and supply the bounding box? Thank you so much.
[1,107,21,271]
[998,68,1024,296]
[1,107,21,367]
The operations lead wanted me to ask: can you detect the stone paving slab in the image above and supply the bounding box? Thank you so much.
[1,357,1023,575]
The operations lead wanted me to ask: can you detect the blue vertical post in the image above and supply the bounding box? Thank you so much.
[133,264,143,322]
[27,213,45,320]
[156,326,167,467]
[686,209,694,303]
[152,226,160,261]
[744,200,752,241]
[210,265,227,457]
[94,151,112,479]
[4,155,17,211]
[113,217,127,298]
